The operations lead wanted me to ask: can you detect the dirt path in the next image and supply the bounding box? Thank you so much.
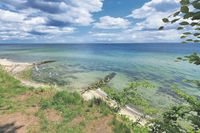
[0,109,39,133]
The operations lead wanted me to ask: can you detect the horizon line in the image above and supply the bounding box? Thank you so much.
[0,42,186,45]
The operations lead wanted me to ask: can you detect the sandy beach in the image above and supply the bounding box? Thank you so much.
[0,59,46,88]
[0,59,32,73]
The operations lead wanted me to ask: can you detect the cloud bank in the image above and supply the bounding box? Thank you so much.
[0,0,103,41]
[91,0,180,42]
[0,0,181,43]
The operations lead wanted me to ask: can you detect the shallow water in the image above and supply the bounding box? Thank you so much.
[0,43,200,108]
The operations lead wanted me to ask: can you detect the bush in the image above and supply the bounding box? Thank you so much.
[40,91,83,111]
[88,98,112,116]
[40,99,51,109]
[52,91,82,106]
[112,118,131,133]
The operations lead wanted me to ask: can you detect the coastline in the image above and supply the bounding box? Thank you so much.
[0,58,148,126]
[0,58,47,88]
[82,88,148,125]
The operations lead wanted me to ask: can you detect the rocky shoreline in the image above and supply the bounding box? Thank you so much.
[0,58,148,126]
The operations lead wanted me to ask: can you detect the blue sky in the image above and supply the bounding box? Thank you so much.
[0,0,181,43]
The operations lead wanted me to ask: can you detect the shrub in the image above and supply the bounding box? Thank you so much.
[112,118,131,133]
[40,99,51,109]
[52,91,82,106]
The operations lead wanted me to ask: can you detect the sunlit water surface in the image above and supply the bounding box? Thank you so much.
[0,43,199,109]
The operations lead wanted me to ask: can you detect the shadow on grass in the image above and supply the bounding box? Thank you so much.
[0,122,23,133]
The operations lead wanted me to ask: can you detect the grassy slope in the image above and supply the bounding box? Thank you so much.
[0,67,148,133]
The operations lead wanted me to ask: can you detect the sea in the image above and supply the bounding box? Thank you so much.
[0,43,199,109]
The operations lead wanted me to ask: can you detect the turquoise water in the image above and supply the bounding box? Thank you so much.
[0,43,200,108]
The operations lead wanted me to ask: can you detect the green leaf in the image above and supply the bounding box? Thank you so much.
[179,21,189,25]
[181,6,189,13]
[177,57,182,60]
[180,35,187,38]
[191,22,198,26]
[173,11,180,17]
[162,18,169,23]
[177,27,184,30]
[183,12,194,19]
[195,28,200,30]
[192,11,200,20]
[193,33,200,36]
[182,41,187,44]
[159,26,164,30]
[186,39,193,42]
[180,0,190,5]
[171,18,180,23]
[194,40,200,43]
[183,32,192,35]
[192,1,200,9]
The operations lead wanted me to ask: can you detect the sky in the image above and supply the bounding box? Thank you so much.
[0,0,181,43]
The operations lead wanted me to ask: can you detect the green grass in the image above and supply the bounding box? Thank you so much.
[0,66,29,114]
[0,66,28,95]
[0,66,55,114]
[38,91,114,133]
[0,66,146,133]
[112,118,131,133]
[18,66,33,80]
[111,117,149,133]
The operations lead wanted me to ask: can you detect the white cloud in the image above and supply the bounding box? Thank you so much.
[71,0,103,12]
[0,0,182,42]
[0,9,26,22]
[0,10,74,41]
[89,29,180,43]
[0,0,103,39]
[132,12,171,31]
[28,0,104,26]
[51,4,94,26]
[91,32,119,37]
[33,26,75,34]
[89,0,180,43]
[126,29,180,42]
[0,21,31,41]
[24,17,46,25]
[128,0,179,19]
[94,16,130,29]
[128,0,179,30]
[0,0,104,41]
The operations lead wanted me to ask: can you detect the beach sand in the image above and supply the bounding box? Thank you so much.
[0,59,47,88]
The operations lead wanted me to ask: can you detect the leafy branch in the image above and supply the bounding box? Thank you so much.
[176,52,200,65]
[159,0,200,43]
[150,86,200,133]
